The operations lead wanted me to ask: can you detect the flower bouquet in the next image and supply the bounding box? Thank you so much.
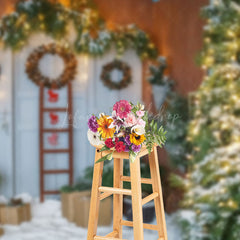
[87,100,167,163]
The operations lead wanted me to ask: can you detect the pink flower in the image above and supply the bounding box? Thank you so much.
[137,119,146,127]
[113,100,132,119]
[136,110,145,117]
[125,113,137,127]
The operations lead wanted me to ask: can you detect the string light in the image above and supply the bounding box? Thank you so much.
[227,200,238,209]
[192,126,200,135]
[218,202,224,207]
[227,30,235,38]
[221,122,230,129]
[219,188,226,194]
[231,95,239,101]
[204,37,211,43]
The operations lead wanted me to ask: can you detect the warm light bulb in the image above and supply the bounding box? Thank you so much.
[227,30,235,38]
[220,188,226,194]
[218,202,224,207]
[221,122,229,129]
[223,165,230,172]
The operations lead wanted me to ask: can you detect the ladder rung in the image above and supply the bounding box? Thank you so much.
[142,192,159,206]
[43,149,69,154]
[99,187,132,196]
[99,192,112,201]
[43,108,67,112]
[43,170,70,174]
[43,129,69,133]
[121,220,158,231]
[120,176,152,185]
[43,190,60,195]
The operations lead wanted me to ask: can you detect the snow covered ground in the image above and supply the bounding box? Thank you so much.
[0,195,182,240]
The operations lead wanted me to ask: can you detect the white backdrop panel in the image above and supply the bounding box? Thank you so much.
[1,33,142,197]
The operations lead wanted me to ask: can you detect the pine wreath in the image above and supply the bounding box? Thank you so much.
[25,43,77,89]
[100,59,132,90]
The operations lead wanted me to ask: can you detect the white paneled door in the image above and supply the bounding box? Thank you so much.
[0,33,142,198]
[0,49,14,198]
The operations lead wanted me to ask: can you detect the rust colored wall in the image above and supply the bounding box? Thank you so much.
[94,0,208,96]
[0,0,208,96]
[0,0,18,16]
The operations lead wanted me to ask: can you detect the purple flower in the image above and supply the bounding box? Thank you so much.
[88,115,99,132]
[124,145,130,152]
[125,135,131,146]
[131,144,141,153]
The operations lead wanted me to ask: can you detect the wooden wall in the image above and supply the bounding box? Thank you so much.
[94,0,208,96]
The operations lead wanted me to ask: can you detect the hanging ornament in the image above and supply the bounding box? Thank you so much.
[49,112,59,125]
[48,133,59,146]
[48,90,59,102]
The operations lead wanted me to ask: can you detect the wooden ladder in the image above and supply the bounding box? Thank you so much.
[87,145,168,240]
[39,82,74,202]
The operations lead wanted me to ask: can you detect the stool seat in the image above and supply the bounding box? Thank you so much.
[87,145,168,240]
[94,144,153,159]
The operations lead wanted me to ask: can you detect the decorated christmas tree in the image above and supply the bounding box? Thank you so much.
[177,0,240,239]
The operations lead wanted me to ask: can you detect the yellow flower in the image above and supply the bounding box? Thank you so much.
[130,133,146,145]
[97,115,115,139]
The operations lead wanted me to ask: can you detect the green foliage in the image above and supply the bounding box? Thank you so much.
[145,118,167,153]
[111,26,158,59]
[148,57,173,86]
[164,92,190,169]
[60,178,92,193]
[0,0,159,59]
[85,161,114,188]
[178,1,240,240]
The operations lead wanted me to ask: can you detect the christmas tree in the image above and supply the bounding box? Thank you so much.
[177,0,240,239]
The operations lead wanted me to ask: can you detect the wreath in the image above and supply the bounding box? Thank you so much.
[100,59,132,90]
[25,43,77,89]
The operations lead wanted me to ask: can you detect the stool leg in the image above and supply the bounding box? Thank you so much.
[113,158,123,238]
[87,150,104,240]
[130,157,144,240]
[149,146,168,240]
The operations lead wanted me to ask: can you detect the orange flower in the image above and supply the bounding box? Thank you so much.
[97,116,115,139]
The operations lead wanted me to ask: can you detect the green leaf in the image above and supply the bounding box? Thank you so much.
[99,146,110,152]
[153,122,158,132]
[129,151,137,163]
[95,153,113,164]
[150,120,154,128]
[106,152,113,161]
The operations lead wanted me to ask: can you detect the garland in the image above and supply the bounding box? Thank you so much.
[0,0,158,60]
[100,59,132,90]
[25,43,77,88]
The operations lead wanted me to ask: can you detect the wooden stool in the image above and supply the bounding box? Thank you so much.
[87,145,168,240]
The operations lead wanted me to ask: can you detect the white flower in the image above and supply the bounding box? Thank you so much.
[131,125,145,135]
[99,112,105,118]
[87,129,102,146]
[137,119,146,127]
[139,104,145,110]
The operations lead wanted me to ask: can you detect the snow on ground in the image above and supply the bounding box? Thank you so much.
[0,197,182,240]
